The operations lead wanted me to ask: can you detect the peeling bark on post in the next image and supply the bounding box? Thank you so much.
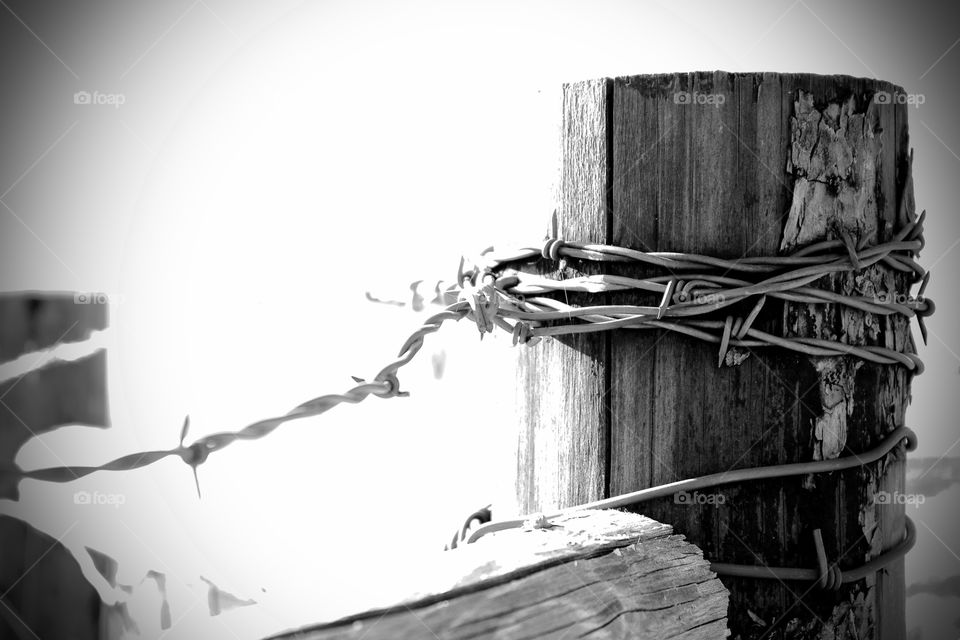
[780,88,913,639]
[513,72,916,639]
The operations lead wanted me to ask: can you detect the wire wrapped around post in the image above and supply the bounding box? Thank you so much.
[457,208,930,373]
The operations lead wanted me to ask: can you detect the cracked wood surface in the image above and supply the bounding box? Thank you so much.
[267,510,728,639]
[514,72,914,639]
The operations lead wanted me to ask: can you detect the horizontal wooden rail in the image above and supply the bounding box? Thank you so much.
[267,510,727,639]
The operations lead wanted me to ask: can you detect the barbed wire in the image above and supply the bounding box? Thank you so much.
[1,302,470,499]
[462,209,931,371]
[2,210,931,500]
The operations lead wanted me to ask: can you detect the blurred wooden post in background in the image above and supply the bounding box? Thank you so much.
[515,72,915,638]
[0,292,108,640]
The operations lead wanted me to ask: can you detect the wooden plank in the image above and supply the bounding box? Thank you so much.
[0,292,108,364]
[516,72,914,638]
[268,510,728,639]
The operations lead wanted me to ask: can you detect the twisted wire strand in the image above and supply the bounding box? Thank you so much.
[2,302,472,496]
[464,426,918,588]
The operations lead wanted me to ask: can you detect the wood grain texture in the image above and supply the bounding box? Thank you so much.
[268,510,728,639]
[516,79,612,514]
[514,72,914,639]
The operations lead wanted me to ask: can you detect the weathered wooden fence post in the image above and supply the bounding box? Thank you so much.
[515,72,916,638]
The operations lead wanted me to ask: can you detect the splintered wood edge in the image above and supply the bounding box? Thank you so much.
[268,510,729,639]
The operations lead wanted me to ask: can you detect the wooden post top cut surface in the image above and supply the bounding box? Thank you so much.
[267,510,728,640]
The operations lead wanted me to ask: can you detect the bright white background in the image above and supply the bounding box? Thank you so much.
[0,1,958,638]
